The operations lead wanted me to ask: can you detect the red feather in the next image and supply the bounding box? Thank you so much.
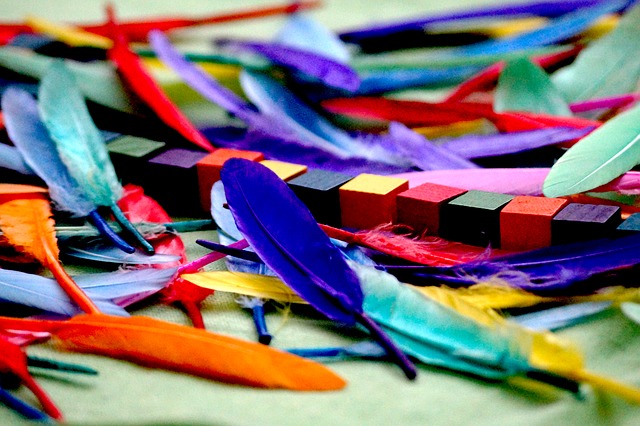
[105,6,213,152]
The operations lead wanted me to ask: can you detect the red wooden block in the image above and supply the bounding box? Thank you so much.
[396,183,467,235]
[339,174,408,230]
[500,195,568,251]
[196,149,264,211]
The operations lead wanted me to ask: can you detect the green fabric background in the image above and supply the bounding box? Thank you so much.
[1,0,640,424]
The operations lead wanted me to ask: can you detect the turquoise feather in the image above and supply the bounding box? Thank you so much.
[543,104,640,197]
[494,57,572,117]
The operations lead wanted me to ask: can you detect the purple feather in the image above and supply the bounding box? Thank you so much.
[380,234,640,294]
[215,38,360,92]
[441,127,593,159]
[221,158,416,379]
[202,126,413,175]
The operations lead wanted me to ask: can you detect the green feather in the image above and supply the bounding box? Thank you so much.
[543,104,640,197]
[38,61,123,207]
[494,57,571,116]
[552,4,640,102]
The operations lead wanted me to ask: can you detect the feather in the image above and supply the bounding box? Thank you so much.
[0,386,49,422]
[570,93,639,114]
[0,194,101,314]
[0,314,346,391]
[0,143,32,175]
[38,61,153,253]
[0,336,62,421]
[543,104,640,197]
[319,224,502,267]
[441,127,592,159]
[511,302,612,330]
[621,302,640,324]
[0,46,133,113]
[553,3,640,102]
[221,158,416,378]
[275,13,350,63]
[287,341,386,361]
[215,38,360,91]
[0,184,47,196]
[494,57,572,116]
[61,239,180,265]
[354,262,640,402]
[181,271,306,304]
[382,233,640,294]
[82,1,320,41]
[338,0,608,45]
[0,267,175,317]
[235,296,272,345]
[105,7,213,153]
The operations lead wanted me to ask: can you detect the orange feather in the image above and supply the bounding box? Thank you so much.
[0,314,346,391]
[0,193,100,314]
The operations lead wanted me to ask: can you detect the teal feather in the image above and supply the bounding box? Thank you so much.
[543,104,640,197]
[494,57,572,117]
[552,3,640,102]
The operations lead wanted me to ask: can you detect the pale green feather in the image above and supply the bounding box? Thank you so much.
[494,57,572,116]
[552,3,640,102]
[543,104,640,197]
[38,61,123,207]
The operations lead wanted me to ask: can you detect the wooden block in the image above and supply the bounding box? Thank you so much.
[339,174,408,229]
[260,160,307,181]
[107,135,165,185]
[144,148,208,216]
[440,190,514,247]
[196,148,264,211]
[288,169,354,227]
[551,203,622,245]
[500,196,568,251]
[396,183,467,235]
[618,213,640,234]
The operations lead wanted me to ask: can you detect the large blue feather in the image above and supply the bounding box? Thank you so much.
[381,234,640,294]
[221,158,416,378]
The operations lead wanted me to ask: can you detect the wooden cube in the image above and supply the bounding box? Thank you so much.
[500,196,568,251]
[551,203,621,245]
[196,148,264,211]
[339,174,408,230]
[440,190,514,247]
[260,160,307,181]
[396,182,467,235]
[107,135,165,185]
[144,148,208,216]
[288,169,353,227]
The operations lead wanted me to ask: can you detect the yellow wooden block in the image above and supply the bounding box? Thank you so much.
[260,160,307,181]
[339,174,408,229]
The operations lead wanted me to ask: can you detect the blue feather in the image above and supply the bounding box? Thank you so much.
[276,14,350,63]
[61,239,180,265]
[381,234,640,294]
[511,302,612,330]
[221,158,416,378]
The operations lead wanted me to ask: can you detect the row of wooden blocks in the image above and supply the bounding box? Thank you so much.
[105,136,635,252]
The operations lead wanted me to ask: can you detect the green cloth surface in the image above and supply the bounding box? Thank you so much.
[1,0,640,424]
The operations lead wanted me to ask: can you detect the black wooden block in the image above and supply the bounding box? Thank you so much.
[107,135,165,185]
[551,203,621,245]
[440,190,514,247]
[144,148,208,216]
[287,169,353,227]
[618,213,640,235]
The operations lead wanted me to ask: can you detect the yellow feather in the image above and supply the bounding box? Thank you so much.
[26,16,112,49]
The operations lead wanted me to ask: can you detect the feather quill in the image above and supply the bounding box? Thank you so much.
[221,158,416,378]
[0,194,100,314]
[382,233,640,294]
[105,7,213,152]
[0,314,345,391]
[494,57,572,116]
[543,104,640,197]
[37,61,154,253]
[552,3,640,102]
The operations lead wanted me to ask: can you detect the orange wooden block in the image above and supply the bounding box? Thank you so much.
[260,160,308,181]
[500,195,568,251]
[396,183,467,235]
[196,149,264,211]
[339,174,408,229]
